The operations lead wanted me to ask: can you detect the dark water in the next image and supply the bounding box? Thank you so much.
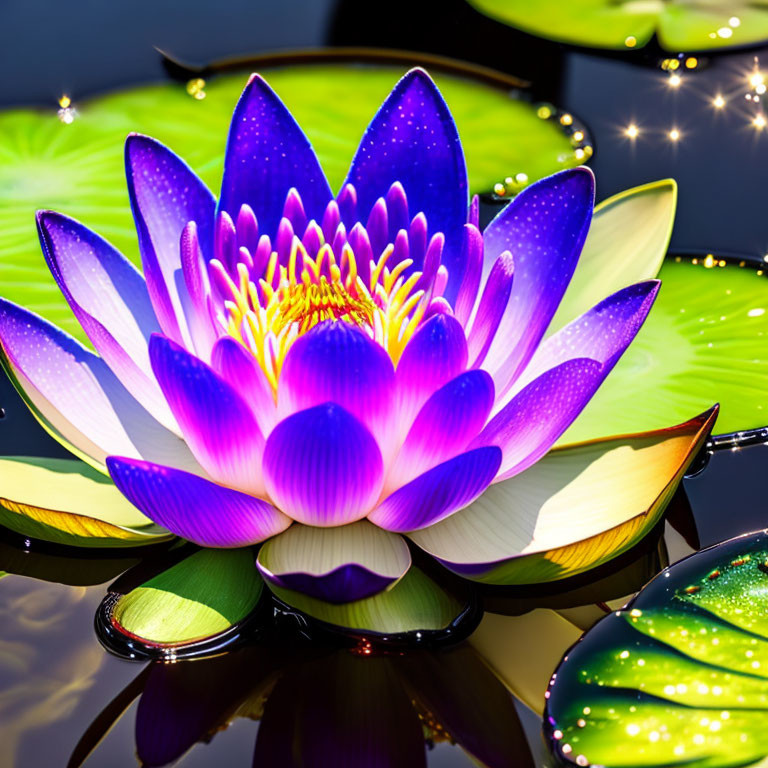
[1,0,768,766]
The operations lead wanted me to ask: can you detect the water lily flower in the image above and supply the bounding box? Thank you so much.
[0,68,715,606]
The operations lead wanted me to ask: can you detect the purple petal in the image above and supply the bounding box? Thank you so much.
[35,211,176,430]
[368,447,501,532]
[125,134,215,346]
[257,520,411,603]
[236,203,260,253]
[278,321,396,458]
[512,281,662,392]
[107,457,290,547]
[396,313,468,435]
[263,404,384,526]
[466,251,514,368]
[211,336,276,434]
[472,358,603,482]
[387,370,494,492]
[385,181,410,240]
[218,74,332,238]
[480,168,595,396]
[149,334,266,495]
[366,198,389,259]
[0,299,200,471]
[214,210,238,274]
[343,69,468,304]
[337,183,359,228]
[453,223,483,328]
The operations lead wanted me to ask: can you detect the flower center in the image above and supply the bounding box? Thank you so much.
[209,186,444,392]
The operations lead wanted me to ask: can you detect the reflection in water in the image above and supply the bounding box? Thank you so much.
[66,643,534,767]
[0,578,104,766]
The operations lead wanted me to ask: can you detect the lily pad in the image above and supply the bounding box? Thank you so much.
[563,255,768,446]
[97,548,266,659]
[0,455,171,548]
[545,529,768,768]
[0,54,581,343]
[467,0,768,52]
[269,565,478,644]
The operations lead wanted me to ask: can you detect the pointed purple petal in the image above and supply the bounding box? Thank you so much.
[149,334,266,495]
[257,521,411,603]
[107,457,290,547]
[512,280,662,392]
[125,134,215,346]
[473,358,603,482]
[0,299,199,471]
[278,321,396,458]
[480,168,595,396]
[36,211,175,430]
[343,69,468,304]
[369,447,501,532]
[263,404,384,526]
[453,223,483,328]
[387,370,494,492]
[179,221,219,361]
[218,74,332,238]
[466,251,514,368]
[396,313,468,435]
[211,336,276,434]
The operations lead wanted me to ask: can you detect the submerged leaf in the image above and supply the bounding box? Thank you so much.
[546,529,768,768]
[0,455,170,548]
[269,565,476,641]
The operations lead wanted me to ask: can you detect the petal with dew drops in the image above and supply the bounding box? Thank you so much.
[548,180,676,335]
[343,68,468,304]
[107,457,290,548]
[369,447,501,533]
[409,407,717,585]
[257,520,411,603]
[278,321,395,457]
[396,313,468,434]
[507,280,660,399]
[0,455,170,548]
[125,134,215,346]
[218,74,332,238]
[149,334,266,496]
[473,358,604,482]
[0,298,200,474]
[263,403,384,527]
[211,337,276,435]
[387,370,494,492]
[480,168,595,396]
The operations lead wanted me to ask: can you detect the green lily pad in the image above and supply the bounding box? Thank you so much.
[467,0,768,52]
[99,548,264,658]
[545,529,768,768]
[0,455,171,548]
[0,54,581,343]
[268,565,476,641]
[563,255,768,446]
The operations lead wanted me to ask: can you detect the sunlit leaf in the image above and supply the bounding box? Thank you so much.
[564,255,768,444]
[467,0,768,51]
[0,455,170,548]
[546,529,768,768]
[409,409,716,585]
[100,548,264,655]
